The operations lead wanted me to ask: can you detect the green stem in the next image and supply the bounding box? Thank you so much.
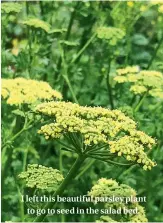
[62,75,78,103]
[134,91,148,113]
[2,120,33,151]
[2,120,33,186]
[33,155,86,222]
[147,35,163,69]
[106,59,114,109]
[71,33,96,64]
[76,159,96,179]
[60,45,78,103]
[55,2,80,80]
[59,149,65,222]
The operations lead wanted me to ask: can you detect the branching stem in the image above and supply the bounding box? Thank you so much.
[33,155,86,222]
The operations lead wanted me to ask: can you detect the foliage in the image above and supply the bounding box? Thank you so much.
[1,1,163,223]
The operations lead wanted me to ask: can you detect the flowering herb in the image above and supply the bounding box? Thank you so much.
[36,101,156,170]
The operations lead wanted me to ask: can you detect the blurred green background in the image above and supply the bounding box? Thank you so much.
[1,1,163,222]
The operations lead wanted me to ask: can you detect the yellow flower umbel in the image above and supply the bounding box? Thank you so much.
[36,101,156,170]
[89,178,148,222]
[96,27,125,46]
[1,78,62,105]
[18,164,64,192]
[114,66,163,99]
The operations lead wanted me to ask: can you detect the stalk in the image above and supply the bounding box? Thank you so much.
[106,59,114,109]
[147,35,163,69]
[134,91,148,113]
[33,155,86,222]
[55,2,80,79]
[60,45,78,103]
[76,159,96,179]
[71,33,96,64]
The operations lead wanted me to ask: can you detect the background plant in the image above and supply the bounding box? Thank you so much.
[1,1,163,222]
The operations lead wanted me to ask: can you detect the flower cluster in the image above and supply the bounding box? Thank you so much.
[114,66,163,98]
[1,3,22,14]
[36,101,156,169]
[1,78,62,105]
[18,164,64,192]
[96,27,125,45]
[89,178,148,222]
[21,18,51,33]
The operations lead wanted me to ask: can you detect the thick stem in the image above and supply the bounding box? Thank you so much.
[33,155,85,222]
[76,159,95,179]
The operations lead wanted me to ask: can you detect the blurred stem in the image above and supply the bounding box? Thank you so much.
[2,119,33,185]
[71,33,96,64]
[2,119,33,151]
[134,91,148,113]
[60,45,78,103]
[59,149,65,222]
[147,35,163,69]
[106,59,114,109]
[28,28,33,75]
[130,95,136,106]
[76,159,96,179]
[33,155,86,222]
[17,183,25,222]
[55,2,80,78]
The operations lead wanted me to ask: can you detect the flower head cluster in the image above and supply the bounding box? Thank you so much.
[18,164,64,192]
[1,3,22,14]
[96,27,125,45]
[21,18,51,32]
[1,78,62,105]
[89,178,148,222]
[114,66,163,98]
[36,101,156,169]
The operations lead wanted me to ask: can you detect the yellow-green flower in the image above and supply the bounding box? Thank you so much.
[36,101,156,170]
[18,164,64,192]
[96,27,125,46]
[114,66,163,98]
[1,78,62,105]
[89,178,148,222]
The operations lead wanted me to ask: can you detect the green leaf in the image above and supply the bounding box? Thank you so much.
[12,109,25,117]
[132,34,149,46]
